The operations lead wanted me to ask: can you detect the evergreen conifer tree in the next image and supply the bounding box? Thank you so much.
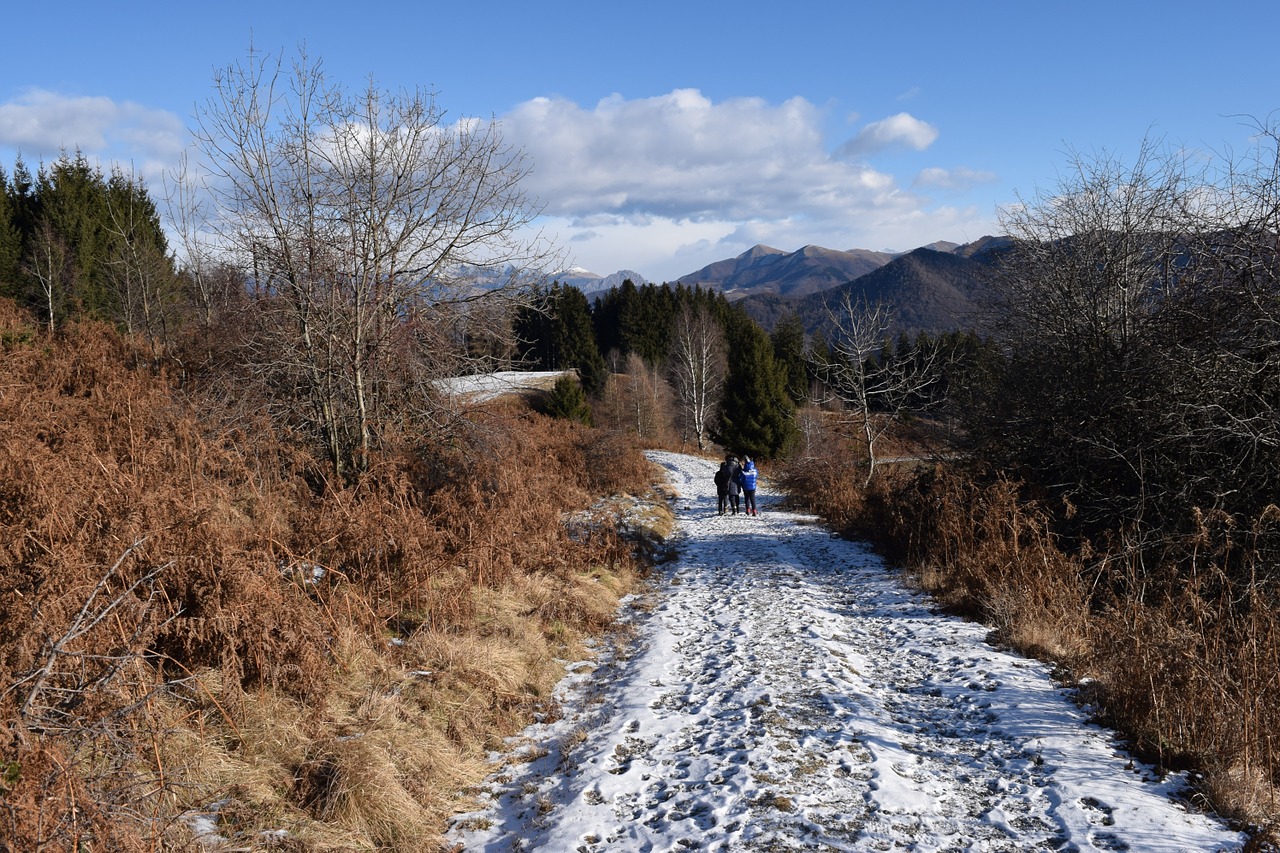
[515,283,609,395]
[35,152,111,318]
[770,312,809,406]
[0,167,21,298]
[715,310,798,459]
[540,374,594,425]
[550,284,608,394]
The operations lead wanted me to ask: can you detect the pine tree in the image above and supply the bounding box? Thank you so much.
[513,286,556,366]
[0,167,21,299]
[715,310,798,459]
[35,152,112,319]
[770,312,808,406]
[550,284,608,394]
[592,278,636,360]
[540,374,593,425]
[101,166,178,343]
[515,284,609,395]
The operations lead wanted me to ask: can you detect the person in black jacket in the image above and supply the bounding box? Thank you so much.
[713,459,732,515]
[724,455,743,515]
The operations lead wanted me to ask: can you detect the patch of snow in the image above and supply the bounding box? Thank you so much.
[180,799,231,847]
[433,370,573,403]
[449,451,1244,852]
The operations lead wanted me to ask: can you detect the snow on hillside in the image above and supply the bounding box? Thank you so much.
[448,451,1244,852]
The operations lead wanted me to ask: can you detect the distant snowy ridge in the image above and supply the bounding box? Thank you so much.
[554,267,649,293]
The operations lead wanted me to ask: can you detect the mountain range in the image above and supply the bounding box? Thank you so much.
[674,244,898,299]
[560,236,1010,336]
[736,236,1011,335]
[551,267,649,294]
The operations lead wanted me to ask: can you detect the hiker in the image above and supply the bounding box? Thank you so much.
[739,456,759,516]
[725,455,743,515]
[713,458,732,515]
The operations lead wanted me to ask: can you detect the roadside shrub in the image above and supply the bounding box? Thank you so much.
[539,374,594,425]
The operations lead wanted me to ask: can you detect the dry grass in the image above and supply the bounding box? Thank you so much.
[0,303,663,851]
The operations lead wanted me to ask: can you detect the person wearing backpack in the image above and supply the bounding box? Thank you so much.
[739,456,759,516]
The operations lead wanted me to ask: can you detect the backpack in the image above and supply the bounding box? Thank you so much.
[713,467,729,489]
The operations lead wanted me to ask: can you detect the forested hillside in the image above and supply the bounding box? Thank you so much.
[737,238,1008,336]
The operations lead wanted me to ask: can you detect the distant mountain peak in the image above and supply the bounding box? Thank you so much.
[734,235,1007,337]
[676,244,897,300]
[554,266,648,294]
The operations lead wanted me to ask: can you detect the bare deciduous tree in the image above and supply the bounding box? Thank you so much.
[993,137,1192,362]
[625,352,674,442]
[163,152,227,330]
[103,167,177,348]
[24,217,71,336]
[815,294,942,484]
[668,302,726,450]
[978,125,1280,543]
[193,46,558,479]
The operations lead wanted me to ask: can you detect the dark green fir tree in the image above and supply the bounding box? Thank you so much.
[540,374,594,425]
[715,310,798,459]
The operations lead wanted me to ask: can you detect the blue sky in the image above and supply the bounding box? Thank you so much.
[3,0,1277,282]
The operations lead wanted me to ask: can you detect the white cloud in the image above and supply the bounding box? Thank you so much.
[501,92,995,280]
[504,90,914,225]
[0,86,998,284]
[834,112,939,159]
[0,89,186,183]
[913,166,999,191]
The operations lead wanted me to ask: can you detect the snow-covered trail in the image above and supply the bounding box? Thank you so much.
[448,451,1243,852]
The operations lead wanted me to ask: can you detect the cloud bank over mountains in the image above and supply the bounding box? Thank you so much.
[0,86,998,282]
[502,89,998,279]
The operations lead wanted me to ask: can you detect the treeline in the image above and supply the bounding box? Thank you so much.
[0,152,177,341]
[514,279,803,459]
[512,277,996,461]
[0,148,986,470]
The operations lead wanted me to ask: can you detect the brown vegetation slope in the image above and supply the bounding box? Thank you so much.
[0,299,666,851]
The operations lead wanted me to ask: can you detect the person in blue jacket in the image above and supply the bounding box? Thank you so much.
[738,456,759,516]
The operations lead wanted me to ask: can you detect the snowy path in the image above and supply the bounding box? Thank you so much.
[448,452,1243,852]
